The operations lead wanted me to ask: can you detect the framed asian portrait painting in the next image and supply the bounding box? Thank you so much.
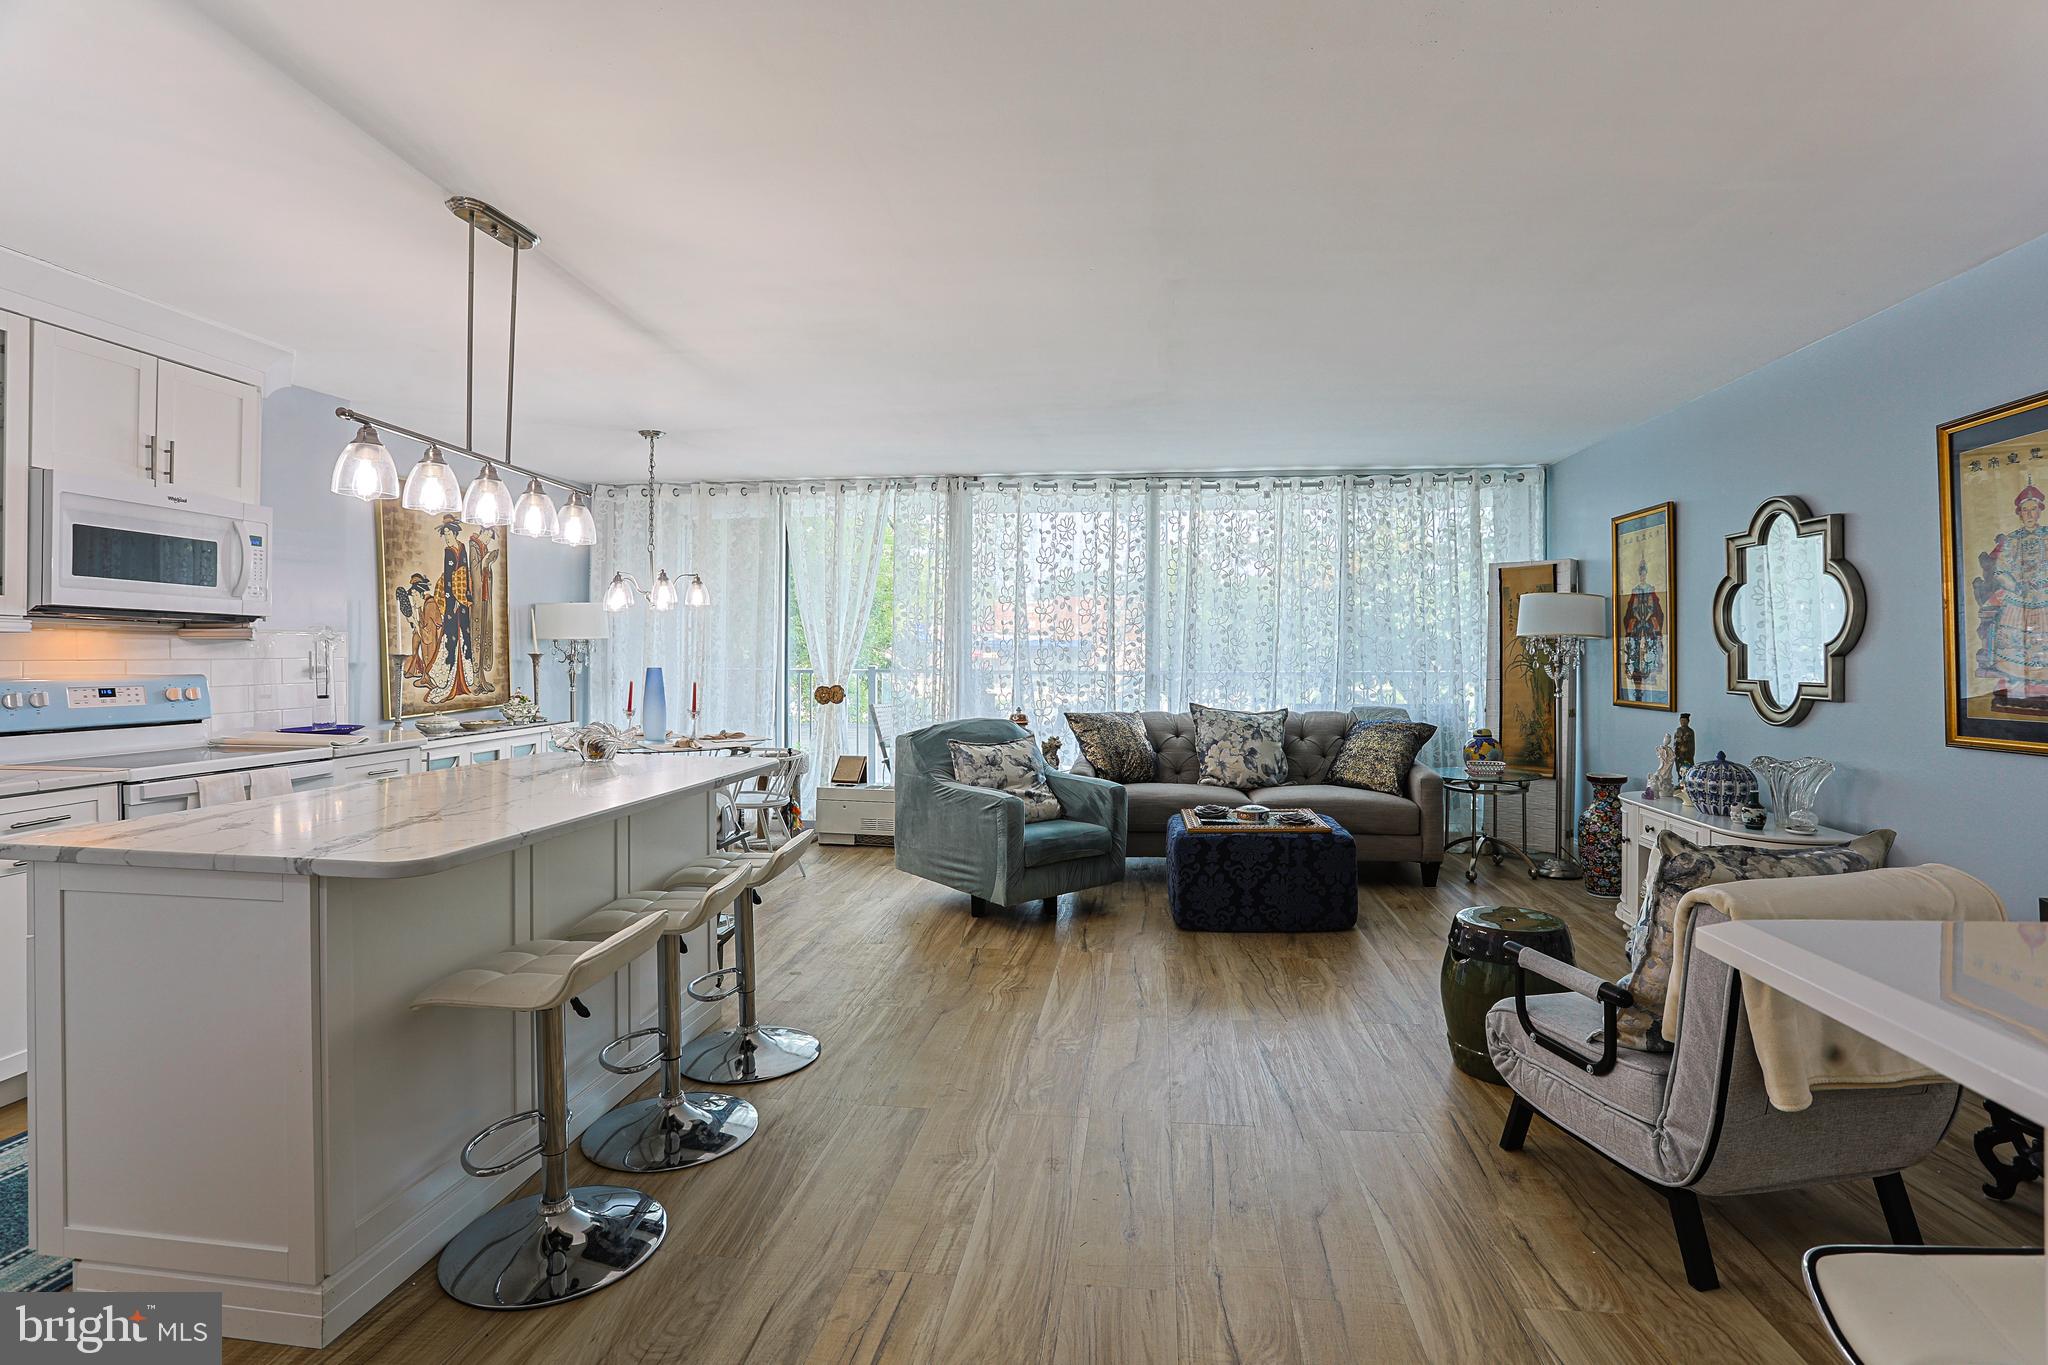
[375,504,511,720]
[1612,502,1677,710]
[1487,558,1577,777]
[1939,391,2048,756]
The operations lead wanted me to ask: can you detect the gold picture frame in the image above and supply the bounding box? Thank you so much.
[1612,501,1677,711]
[1939,389,2048,756]
[1486,558,1575,778]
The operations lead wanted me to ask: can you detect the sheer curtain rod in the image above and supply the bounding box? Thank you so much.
[590,469,1534,496]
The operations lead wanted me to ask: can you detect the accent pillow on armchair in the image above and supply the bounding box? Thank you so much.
[1614,827,1896,1051]
[1189,703,1289,789]
[948,737,1064,822]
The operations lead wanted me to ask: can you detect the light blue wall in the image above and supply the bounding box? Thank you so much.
[1549,233,2048,916]
[260,386,592,724]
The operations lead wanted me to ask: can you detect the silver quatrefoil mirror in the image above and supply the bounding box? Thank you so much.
[1710,495,1867,726]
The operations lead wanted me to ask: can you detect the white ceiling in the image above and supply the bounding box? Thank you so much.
[4,0,2048,482]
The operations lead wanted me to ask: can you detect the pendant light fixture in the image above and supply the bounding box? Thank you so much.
[327,198,592,523]
[400,444,462,513]
[330,423,399,500]
[602,429,710,612]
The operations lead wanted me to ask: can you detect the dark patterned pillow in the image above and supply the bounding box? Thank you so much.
[1065,711,1158,783]
[1615,828,1896,1051]
[1189,703,1289,790]
[947,737,1064,823]
[1326,721,1437,793]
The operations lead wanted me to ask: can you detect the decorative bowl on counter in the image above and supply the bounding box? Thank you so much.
[499,695,545,726]
[413,717,462,737]
[1682,751,1759,817]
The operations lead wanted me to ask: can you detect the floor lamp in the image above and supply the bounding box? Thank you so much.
[1515,591,1609,880]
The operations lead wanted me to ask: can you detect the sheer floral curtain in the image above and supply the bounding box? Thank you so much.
[785,483,893,787]
[964,479,1151,752]
[587,483,782,736]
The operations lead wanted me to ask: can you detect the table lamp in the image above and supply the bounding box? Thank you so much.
[532,602,609,724]
[1515,591,1609,879]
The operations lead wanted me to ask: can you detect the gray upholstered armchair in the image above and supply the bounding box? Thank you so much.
[1486,902,1957,1292]
[894,718,1128,916]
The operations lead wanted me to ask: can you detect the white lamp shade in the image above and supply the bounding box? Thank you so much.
[532,602,611,641]
[1516,591,1609,638]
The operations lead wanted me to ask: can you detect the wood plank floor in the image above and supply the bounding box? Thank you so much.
[5,846,2038,1362]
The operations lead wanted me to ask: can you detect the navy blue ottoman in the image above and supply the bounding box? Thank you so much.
[1164,812,1358,932]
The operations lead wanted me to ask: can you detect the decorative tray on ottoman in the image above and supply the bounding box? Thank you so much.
[1179,806,1326,834]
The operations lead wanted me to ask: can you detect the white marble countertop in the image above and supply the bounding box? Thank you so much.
[0,751,773,879]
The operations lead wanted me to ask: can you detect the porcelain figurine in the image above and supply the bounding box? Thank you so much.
[1646,733,1675,800]
[1673,713,1696,769]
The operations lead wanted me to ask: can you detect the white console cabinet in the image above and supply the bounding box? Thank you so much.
[1616,791,1863,926]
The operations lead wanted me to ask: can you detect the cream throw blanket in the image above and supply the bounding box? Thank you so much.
[1665,864,2005,1112]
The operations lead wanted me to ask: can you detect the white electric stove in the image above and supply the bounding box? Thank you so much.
[0,674,346,817]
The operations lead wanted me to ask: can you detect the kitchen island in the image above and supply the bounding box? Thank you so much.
[0,751,772,1347]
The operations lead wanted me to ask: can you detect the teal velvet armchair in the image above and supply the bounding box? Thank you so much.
[894,718,1128,915]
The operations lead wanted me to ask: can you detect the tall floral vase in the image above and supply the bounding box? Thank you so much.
[1577,774,1629,898]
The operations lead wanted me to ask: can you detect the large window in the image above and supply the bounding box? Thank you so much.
[594,470,1543,783]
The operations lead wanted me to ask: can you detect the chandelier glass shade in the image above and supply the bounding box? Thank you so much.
[399,445,463,514]
[554,491,597,547]
[511,477,560,539]
[460,461,513,528]
[330,424,399,501]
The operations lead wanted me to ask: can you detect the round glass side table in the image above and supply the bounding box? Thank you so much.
[1442,766,1541,883]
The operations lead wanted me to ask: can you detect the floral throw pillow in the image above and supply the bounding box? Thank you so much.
[1614,828,1896,1051]
[1065,711,1158,783]
[1189,703,1289,790]
[947,737,1064,823]
[1326,720,1438,794]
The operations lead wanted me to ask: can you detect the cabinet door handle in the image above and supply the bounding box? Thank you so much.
[8,813,70,831]
[365,766,402,778]
[1,860,26,876]
[165,437,176,483]
[144,434,158,479]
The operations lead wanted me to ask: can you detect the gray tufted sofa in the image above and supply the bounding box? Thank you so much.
[1068,707,1444,884]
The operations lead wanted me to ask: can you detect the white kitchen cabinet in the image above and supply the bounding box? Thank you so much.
[419,724,554,770]
[0,859,25,1097]
[29,323,158,483]
[1615,791,1864,926]
[0,783,118,1100]
[0,310,28,617]
[157,361,262,501]
[331,749,422,786]
[27,322,261,501]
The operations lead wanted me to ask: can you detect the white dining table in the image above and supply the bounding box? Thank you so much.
[1696,918,2046,1362]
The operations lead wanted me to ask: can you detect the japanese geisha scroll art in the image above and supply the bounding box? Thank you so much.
[376,505,511,719]
[1941,391,2048,755]
[1612,502,1676,710]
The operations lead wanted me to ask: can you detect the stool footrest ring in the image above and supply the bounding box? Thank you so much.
[598,1027,665,1076]
[461,1108,546,1177]
[687,966,741,1003]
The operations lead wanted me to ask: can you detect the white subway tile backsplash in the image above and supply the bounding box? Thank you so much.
[0,625,347,737]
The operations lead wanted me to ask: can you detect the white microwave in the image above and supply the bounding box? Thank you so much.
[29,469,272,623]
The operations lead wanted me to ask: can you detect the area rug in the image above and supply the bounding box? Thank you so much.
[0,1132,70,1291]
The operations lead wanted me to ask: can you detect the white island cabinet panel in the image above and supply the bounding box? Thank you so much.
[4,753,769,1347]
[0,860,26,1096]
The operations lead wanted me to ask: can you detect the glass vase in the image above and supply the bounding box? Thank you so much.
[1750,754,1834,834]
[642,667,667,743]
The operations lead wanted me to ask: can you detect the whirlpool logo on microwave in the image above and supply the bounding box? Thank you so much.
[1,1294,219,1363]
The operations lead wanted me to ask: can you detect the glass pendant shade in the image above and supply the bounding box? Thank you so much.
[683,574,710,608]
[602,572,636,612]
[649,569,680,611]
[553,491,597,546]
[400,445,462,513]
[330,424,399,501]
[461,461,513,527]
[510,478,559,539]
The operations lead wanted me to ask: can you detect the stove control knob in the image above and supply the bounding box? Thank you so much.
[183,687,202,701]
[0,694,19,710]
[163,687,182,702]
[26,691,48,708]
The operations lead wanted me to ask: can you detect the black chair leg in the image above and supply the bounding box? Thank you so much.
[1873,1171,1923,1245]
[969,896,990,918]
[1420,861,1442,887]
[1663,1188,1719,1291]
[1498,1095,1535,1152]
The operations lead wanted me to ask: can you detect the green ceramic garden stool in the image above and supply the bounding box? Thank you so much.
[1440,904,1575,1085]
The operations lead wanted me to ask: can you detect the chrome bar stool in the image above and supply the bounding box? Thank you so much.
[674,829,821,1084]
[570,865,760,1173]
[412,907,669,1310]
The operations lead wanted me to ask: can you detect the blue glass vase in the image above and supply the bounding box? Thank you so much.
[641,667,667,741]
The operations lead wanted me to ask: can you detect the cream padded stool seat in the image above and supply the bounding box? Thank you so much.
[570,863,758,1173]
[413,908,670,1310]
[673,829,821,1084]
[1803,1244,2044,1364]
